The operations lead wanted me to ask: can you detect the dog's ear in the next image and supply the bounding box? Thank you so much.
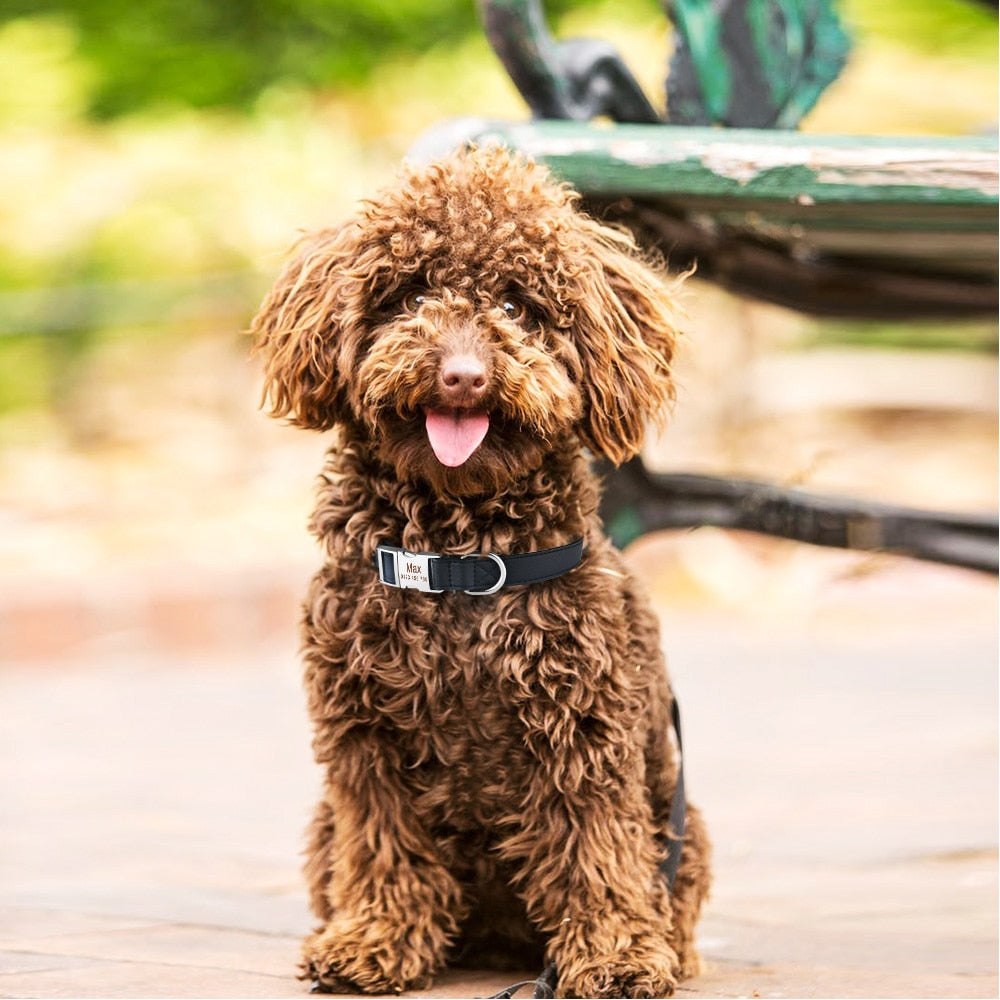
[570,220,682,464]
[250,223,358,431]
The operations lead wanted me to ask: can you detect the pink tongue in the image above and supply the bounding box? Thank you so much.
[425,409,490,467]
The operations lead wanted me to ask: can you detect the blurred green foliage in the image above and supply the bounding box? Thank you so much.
[0,0,995,118]
[805,318,998,353]
[841,0,997,57]
[0,0,602,118]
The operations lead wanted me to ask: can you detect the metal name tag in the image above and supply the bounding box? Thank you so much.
[378,547,443,593]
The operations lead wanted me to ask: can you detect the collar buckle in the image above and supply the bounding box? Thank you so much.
[376,546,443,592]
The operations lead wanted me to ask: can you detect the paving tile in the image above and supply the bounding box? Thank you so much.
[690,961,999,999]
[0,908,163,947]
[0,957,301,1000]
[1,924,298,979]
[0,952,98,976]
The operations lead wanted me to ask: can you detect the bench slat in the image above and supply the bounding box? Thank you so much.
[413,119,999,318]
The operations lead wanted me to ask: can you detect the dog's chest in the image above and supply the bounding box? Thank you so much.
[314,536,634,822]
[372,595,520,734]
[349,589,547,810]
[398,613,529,823]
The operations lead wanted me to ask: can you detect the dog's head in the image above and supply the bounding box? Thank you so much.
[252,146,681,496]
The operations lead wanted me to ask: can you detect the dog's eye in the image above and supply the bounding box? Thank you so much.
[403,291,426,312]
[501,300,525,321]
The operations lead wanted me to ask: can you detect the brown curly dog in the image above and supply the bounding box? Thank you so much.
[251,145,711,999]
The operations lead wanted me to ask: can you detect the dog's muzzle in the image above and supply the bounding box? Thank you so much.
[375,539,584,595]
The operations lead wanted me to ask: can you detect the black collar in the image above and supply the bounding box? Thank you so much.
[375,538,584,595]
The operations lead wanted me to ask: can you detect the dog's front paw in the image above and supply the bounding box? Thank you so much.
[672,942,703,981]
[559,959,677,999]
[300,919,438,995]
[556,933,679,999]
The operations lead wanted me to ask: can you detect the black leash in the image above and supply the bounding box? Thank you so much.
[661,696,686,890]
[488,962,558,1000]
[486,694,687,1000]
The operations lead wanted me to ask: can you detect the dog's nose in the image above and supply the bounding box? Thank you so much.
[439,354,488,403]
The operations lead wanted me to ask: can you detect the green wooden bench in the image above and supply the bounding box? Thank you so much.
[412,0,998,573]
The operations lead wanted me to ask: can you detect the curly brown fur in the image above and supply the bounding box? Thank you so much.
[252,146,711,999]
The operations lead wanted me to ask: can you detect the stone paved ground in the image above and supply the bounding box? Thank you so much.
[1,543,996,1000]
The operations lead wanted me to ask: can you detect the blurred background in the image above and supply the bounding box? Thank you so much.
[0,0,995,661]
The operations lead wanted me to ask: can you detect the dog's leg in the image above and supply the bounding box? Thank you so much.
[303,796,336,922]
[497,656,683,1000]
[666,801,711,979]
[506,774,680,998]
[301,756,466,994]
[628,580,712,985]
[637,625,712,982]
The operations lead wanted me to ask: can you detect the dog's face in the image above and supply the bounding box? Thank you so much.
[252,147,680,496]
